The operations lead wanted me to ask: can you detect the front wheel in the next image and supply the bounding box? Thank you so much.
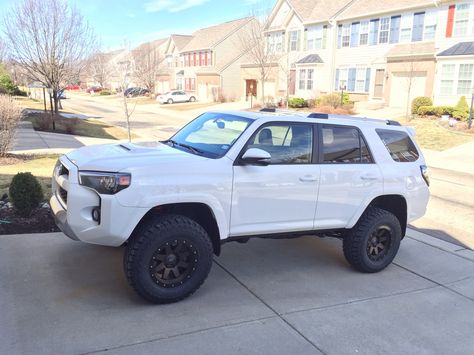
[343,207,401,273]
[167,98,173,104]
[124,215,213,303]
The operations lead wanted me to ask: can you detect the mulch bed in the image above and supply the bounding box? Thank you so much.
[0,207,60,235]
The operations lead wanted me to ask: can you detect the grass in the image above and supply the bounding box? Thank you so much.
[0,155,59,200]
[398,116,474,151]
[24,112,134,140]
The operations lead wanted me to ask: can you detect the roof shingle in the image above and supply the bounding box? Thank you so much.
[438,42,474,57]
[296,54,324,64]
[287,0,354,23]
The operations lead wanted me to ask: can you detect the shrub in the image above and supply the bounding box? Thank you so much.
[455,96,469,113]
[439,106,454,116]
[433,106,445,117]
[99,90,111,96]
[63,117,79,134]
[288,97,307,108]
[0,94,22,156]
[453,110,469,121]
[411,97,433,115]
[9,172,44,217]
[319,92,349,108]
[417,105,435,116]
[34,113,52,131]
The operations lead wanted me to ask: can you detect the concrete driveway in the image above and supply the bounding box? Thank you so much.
[1,230,473,355]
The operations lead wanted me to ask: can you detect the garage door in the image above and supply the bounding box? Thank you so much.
[390,71,427,108]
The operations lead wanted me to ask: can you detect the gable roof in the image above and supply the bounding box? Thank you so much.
[296,54,324,64]
[170,35,193,51]
[182,17,253,52]
[438,42,474,57]
[287,0,354,23]
[336,0,437,21]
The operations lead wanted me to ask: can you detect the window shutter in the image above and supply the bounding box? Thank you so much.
[369,19,379,45]
[335,69,340,90]
[297,30,301,51]
[389,15,401,43]
[446,5,455,38]
[323,25,328,49]
[350,22,360,47]
[348,68,356,91]
[337,25,342,48]
[365,68,371,93]
[287,32,291,52]
[304,28,307,51]
[412,12,425,42]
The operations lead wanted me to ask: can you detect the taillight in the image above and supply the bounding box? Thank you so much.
[420,165,430,186]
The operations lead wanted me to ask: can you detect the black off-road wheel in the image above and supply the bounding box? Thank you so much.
[124,214,213,304]
[343,207,401,273]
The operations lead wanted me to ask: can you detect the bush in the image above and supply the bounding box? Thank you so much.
[433,106,445,117]
[417,105,434,116]
[455,96,469,113]
[9,172,44,217]
[319,92,349,108]
[453,110,469,121]
[438,106,454,116]
[99,90,111,96]
[0,94,22,156]
[288,97,307,108]
[34,113,52,131]
[63,117,79,134]
[412,97,433,115]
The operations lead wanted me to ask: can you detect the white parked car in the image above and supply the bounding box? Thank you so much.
[50,111,430,304]
[156,90,196,104]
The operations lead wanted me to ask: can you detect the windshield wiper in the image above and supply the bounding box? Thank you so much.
[163,139,204,155]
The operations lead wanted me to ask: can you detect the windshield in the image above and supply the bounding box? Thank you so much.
[165,112,253,158]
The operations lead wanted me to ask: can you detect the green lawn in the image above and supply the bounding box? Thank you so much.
[1,155,59,200]
[399,116,474,151]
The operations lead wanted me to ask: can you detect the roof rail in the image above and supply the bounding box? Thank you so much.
[307,112,329,119]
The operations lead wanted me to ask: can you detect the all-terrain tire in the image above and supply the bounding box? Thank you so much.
[343,207,401,273]
[124,214,213,303]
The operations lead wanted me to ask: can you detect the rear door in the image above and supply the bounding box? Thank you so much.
[314,124,383,229]
[230,122,320,236]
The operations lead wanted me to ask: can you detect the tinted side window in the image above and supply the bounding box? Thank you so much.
[376,129,419,162]
[247,123,313,164]
[322,126,373,163]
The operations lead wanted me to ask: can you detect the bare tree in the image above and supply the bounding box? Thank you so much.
[0,94,22,156]
[86,52,114,88]
[3,0,96,117]
[132,42,164,93]
[238,12,277,105]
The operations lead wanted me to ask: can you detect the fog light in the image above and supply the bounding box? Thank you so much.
[92,207,101,222]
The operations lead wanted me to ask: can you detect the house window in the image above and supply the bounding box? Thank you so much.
[267,35,275,53]
[289,30,298,51]
[307,26,323,50]
[355,68,366,92]
[379,17,390,43]
[184,54,188,66]
[180,55,184,67]
[424,11,437,40]
[190,78,195,91]
[399,15,412,42]
[440,64,455,95]
[454,3,470,36]
[457,64,473,95]
[207,51,212,66]
[359,21,369,45]
[275,33,283,52]
[299,69,306,90]
[267,33,283,53]
[342,24,351,47]
[176,78,183,90]
[307,69,314,90]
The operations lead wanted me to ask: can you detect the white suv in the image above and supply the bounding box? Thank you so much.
[50,111,430,303]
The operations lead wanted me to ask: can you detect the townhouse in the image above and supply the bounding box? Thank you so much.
[245,0,474,109]
[161,17,259,101]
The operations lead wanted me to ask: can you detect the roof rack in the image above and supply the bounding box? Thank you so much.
[259,109,401,126]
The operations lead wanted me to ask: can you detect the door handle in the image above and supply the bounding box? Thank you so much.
[360,173,378,181]
[299,175,318,182]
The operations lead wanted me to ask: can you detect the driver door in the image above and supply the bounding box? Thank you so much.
[230,122,320,236]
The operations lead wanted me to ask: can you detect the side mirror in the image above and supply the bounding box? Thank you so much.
[240,148,271,166]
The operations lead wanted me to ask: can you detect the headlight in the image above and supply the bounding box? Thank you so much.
[78,171,131,194]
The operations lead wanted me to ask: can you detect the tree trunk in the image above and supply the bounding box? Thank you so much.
[122,95,132,142]
[53,89,59,114]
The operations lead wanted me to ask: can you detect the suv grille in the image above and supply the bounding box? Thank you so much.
[58,186,68,205]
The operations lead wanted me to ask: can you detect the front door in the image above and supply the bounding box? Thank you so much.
[374,69,385,98]
[245,79,257,100]
[231,122,320,236]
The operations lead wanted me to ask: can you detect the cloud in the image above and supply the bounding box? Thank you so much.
[144,0,209,13]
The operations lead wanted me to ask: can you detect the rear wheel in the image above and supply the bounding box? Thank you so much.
[189,96,196,102]
[167,98,173,104]
[124,214,213,303]
[343,207,401,273]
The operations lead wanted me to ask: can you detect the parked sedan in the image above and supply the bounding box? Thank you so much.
[85,86,102,94]
[124,87,150,98]
[156,90,196,104]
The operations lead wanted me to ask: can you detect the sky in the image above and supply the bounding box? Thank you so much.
[0,0,264,50]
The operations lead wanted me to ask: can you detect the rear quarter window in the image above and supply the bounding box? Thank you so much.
[376,129,419,162]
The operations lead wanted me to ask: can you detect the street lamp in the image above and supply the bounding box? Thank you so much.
[469,87,474,129]
[250,83,254,109]
[340,84,346,106]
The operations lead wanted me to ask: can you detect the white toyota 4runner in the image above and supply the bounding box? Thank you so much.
[50,111,430,303]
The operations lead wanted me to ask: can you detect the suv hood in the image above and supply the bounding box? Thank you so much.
[66,141,205,171]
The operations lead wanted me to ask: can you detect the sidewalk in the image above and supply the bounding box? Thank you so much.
[1,228,472,354]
